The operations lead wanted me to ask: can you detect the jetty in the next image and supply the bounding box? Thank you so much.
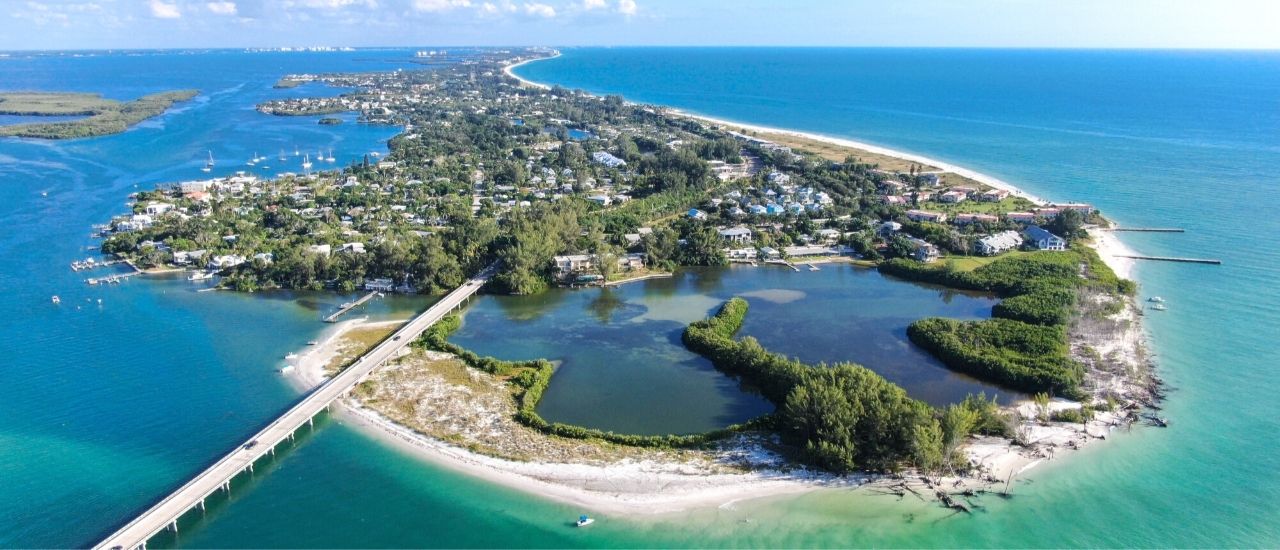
[94,264,495,550]
[1115,255,1221,265]
[323,290,379,323]
[1107,228,1185,233]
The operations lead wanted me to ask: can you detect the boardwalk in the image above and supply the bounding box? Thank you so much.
[95,265,495,550]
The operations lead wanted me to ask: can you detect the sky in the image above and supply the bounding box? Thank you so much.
[2,0,1279,51]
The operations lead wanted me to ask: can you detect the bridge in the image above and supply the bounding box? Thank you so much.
[95,265,495,550]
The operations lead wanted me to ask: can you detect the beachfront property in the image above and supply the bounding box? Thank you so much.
[974,230,1024,256]
[939,190,968,203]
[979,189,1010,202]
[953,213,999,226]
[1024,225,1068,250]
[1006,212,1038,224]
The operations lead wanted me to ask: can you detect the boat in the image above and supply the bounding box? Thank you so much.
[807,263,819,271]
[1151,303,1167,311]
[285,352,299,360]
[279,364,295,374]
[325,149,336,162]
[302,154,313,171]
[294,146,300,157]
[51,295,61,304]
[308,340,319,346]
[203,150,215,173]
[188,271,213,281]
[575,515,594,527]
[279,149,287,161]
[1148,296,1165,303]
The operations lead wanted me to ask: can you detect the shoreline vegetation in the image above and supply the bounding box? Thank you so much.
[0,90,198,139]
[104,49,1158,516]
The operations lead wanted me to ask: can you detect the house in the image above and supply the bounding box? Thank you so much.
[759,246,782,260]
[172,249,207,266]
[905,209,948,223]
[591,151,627,168]
[586,194,611,206]
[878,221,903,237]
[728,206,746,218]
[907,238,940,263]
[552,254,595,277]
[179,180,212,194]
[144,203,174,216]
[340,242,366,254]
[1024,226,1067,251]
[364,278,395,292]
[784,245,844,257]
[726,248,757,260]
[765,203,786,216]
[882,195,908,205]
[816,228,841,244]
[687,208,708,220]
[953,213,999,226]
[939,190,968,203]
[307,244,332,257]
[1006,212,1038,224]
[1052,203,1095,214]
[1032,207,1062,218]
[619,253,646,271]
[748,204,768,215]
[718,226,753,244]
[207,254,246,270]
[979,189,1010,202]
[974,231,1024,256]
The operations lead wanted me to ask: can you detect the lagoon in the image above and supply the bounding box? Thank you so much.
[450,265,1004,435]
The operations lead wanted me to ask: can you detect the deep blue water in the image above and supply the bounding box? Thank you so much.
[1,47,1278,548]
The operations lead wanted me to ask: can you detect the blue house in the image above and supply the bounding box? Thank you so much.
[1023,226,1067,251]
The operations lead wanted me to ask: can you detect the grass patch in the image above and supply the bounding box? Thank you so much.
[324,324,401,375]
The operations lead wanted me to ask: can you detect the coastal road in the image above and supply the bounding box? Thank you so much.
[94,265,495,550]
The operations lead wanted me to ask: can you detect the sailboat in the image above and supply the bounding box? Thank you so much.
[201,150,214,172]
[302,154,313,171]
[325,148,336,162]
[294,146,300,157]
[278,149,287,161]
[247,152,257,166]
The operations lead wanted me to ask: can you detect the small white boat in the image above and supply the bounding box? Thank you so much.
[279,364,295,374]
[575,515,594,527]
[188,271,213,281]
[325,149,336,162]
[202,150,215,172]
[1151,303,1167,311]
[308,340,319,346]
[285,352,300,360]
[51,295,61,304]
[302,154,313,170]
[1148,296,1165,303]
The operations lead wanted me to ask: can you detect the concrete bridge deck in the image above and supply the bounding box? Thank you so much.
[95,265,494,550]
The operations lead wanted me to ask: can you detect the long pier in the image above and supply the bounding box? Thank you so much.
[95,265,495,550]
[323,290,379,323]
[1115,255,1221,265]
[1107,227,1186,233]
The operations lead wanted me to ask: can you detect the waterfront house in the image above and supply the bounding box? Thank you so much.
[207,254,246,270]
[364,278,395,292]
[979,189,1010,202]
[1024,226,1067,251]
[939,190,968,203]
[759,246,782,260]
[553,254,595,278]
[718,226,753,244]
[974,231,1024,255]
[878,221,903,237]
[907,238,940,263]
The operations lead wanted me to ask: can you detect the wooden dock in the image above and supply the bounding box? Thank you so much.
[1115,255,1221,265]
[765,259,801,272]
[86,272,141,285]
[323,290,379,323]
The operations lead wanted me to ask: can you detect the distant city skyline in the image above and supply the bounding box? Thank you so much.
[3,0,1279,51]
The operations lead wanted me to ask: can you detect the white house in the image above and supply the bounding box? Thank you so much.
[718,226,752,244]
[974,231,1024,256]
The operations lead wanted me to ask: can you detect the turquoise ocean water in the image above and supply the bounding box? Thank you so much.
[2,47,1278,547]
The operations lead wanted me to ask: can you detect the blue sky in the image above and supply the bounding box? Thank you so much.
[3,0,1279,51]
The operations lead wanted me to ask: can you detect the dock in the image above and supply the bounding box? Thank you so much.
[1115,255,1221,265]
[94,264,495,550]
[323,290,379,323]
[765,259,801,272]
[1107,228,1185,233]
[72,258,125,271]
[86,272,141,285]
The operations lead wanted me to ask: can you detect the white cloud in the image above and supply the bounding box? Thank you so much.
[207,1,238,15]
[581,0,606,10]
[522,2,555,17]
[149,0,181,18]
[412,0,472,12]
[617,0,636,16]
